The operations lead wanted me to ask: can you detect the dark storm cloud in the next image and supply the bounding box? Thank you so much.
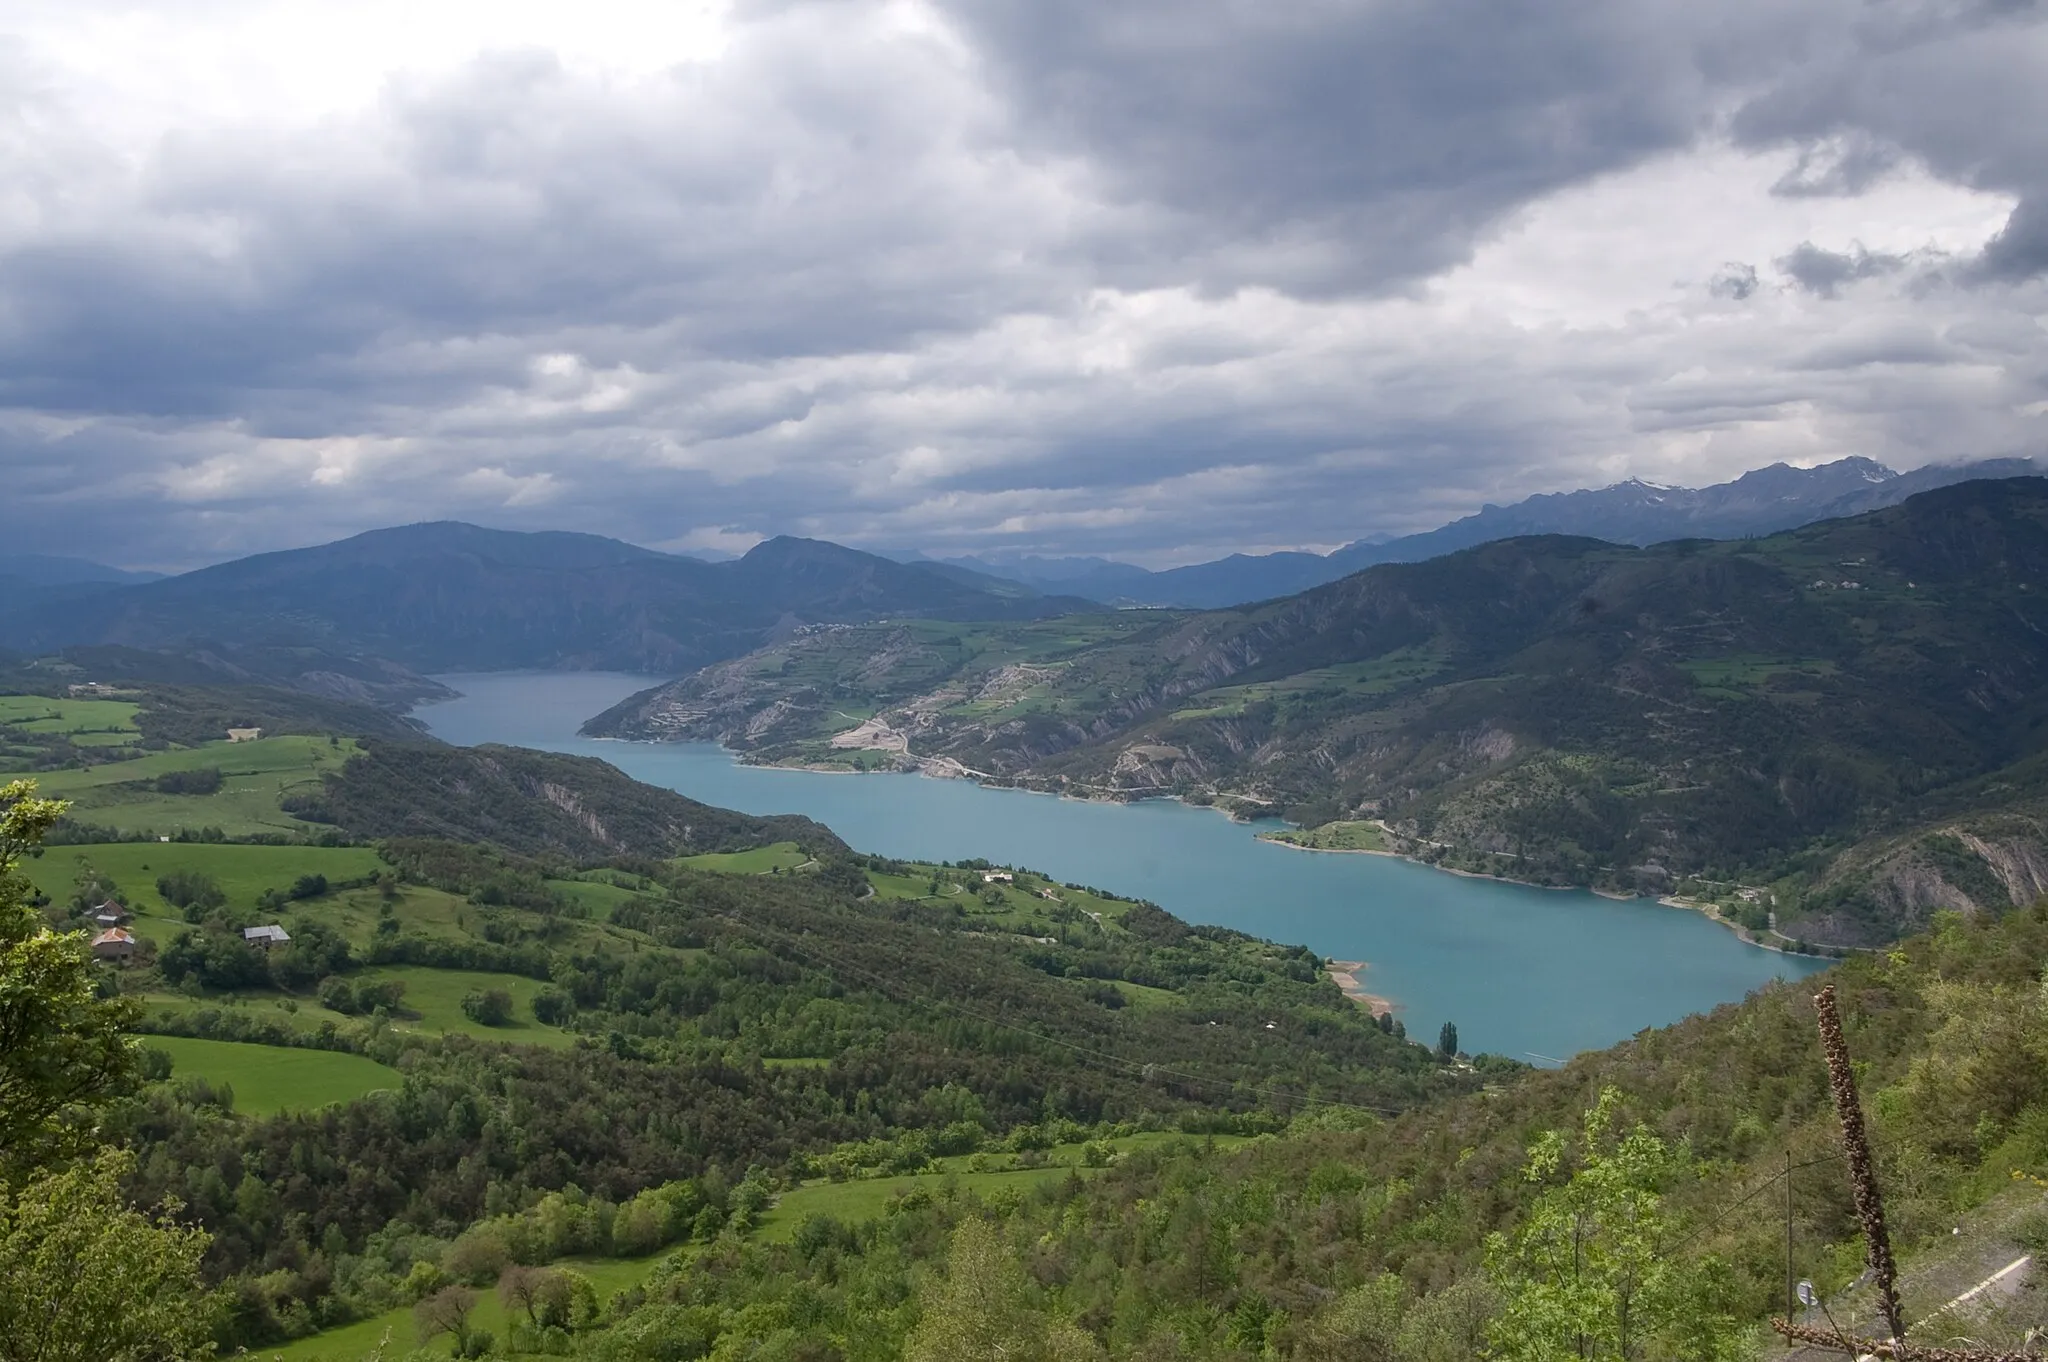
[1,0,2044,571]
[1778,242,1910,296]
[937,0,1772,298]
[1728,0,2048,283]
[0,18,1074,426]
[1973,197,2048,280]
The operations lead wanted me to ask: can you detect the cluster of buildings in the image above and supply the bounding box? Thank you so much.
[87,900,289,965]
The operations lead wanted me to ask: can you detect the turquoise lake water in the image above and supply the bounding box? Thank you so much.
[417,670,1826,1059]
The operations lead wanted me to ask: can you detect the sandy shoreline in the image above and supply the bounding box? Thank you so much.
[1325,960,1394,1017]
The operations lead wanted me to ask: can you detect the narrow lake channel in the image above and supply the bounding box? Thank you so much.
[417,670,1826,1060]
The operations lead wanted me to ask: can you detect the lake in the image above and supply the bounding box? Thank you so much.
[417,670,1826,1059]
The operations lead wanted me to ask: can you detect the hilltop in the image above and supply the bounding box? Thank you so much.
[594,477,2048,947]
[0,522,1095,674]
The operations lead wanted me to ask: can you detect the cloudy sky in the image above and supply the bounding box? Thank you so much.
[2,0,2044,570]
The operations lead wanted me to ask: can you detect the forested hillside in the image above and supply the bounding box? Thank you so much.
[596,478,2048,947]
[10,764,2048,1359]
[280,741,846,861]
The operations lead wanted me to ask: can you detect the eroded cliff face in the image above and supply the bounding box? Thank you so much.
[1795,818,2048,946]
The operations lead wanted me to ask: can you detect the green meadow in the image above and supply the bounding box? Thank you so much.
[674,841,814,875]
[19,842,383,914]
[345,965,575,1046]
[142,1036,400,1117]
[26,735,357,837]
[0,694,143,745]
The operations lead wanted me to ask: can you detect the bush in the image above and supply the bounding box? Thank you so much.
[531,987,572,1025]
[461,989,514,1027]
[317,977,355,1015]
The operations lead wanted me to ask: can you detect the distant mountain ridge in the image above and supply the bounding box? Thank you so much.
[1,553,167,588]
[0,521,1094,674]
[940,456,2044,607]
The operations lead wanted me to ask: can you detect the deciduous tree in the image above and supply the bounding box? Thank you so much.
[414,1284,479,1352]
[1484,1087,1742,1361]
[0,781,138,1172]
[0,1148,217,1362]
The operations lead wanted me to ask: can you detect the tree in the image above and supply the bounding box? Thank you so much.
[0,781,138,1172]
[498,1264,551,1329]
[1484,1087,1742,1361]
[1438,1021,1459,1057]
[460,988,513,1026]
[1297,1274,1406,1360]
[0,1149,218,1362]
[904,1218,1104,1362]
[414,1284,479,1352]
[156,869,226,917]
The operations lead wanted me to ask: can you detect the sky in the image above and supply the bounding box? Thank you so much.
[1,0,2044,571]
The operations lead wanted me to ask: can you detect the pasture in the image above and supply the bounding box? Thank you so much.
[25,735,357,837]
[0,694,142,746]
[675,841,813,875]
[345,965,575,1046]
[142,1036,400,1116]
[17,842,383,915]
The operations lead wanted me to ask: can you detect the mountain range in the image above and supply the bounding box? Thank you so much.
[0,521,1091,675]
[594,476,2048,947]
[921,455,2044,607]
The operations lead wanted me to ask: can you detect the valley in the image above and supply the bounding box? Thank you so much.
[424,669,1819,1059]
[593,478,2048,949]
[3,562,2044,1360]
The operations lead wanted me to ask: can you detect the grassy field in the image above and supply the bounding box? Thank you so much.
[1105,979,1181,1011]
[142,1036,400,1117]
[675,842,814,875]
[0,693,143,743]
[18,842,383,915]
[271,1252,668,1362]
[1260,820,1390,853]
[26,736,357,837]
[347,966,576,1047]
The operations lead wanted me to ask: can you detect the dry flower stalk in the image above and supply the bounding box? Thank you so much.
[1815,982,1907,1344]
[1768,986,2039,1361]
